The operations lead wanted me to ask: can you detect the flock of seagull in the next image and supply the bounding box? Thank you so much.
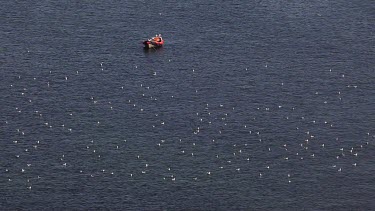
[1,54,374,192]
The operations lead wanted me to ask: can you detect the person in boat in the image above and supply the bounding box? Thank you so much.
[152,35,160,42]
[152,36,162,42]
[156,34,162,42]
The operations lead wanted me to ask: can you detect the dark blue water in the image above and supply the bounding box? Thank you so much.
[1,0,374,210]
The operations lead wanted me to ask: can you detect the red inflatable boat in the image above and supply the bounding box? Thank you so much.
[143,35,164,49]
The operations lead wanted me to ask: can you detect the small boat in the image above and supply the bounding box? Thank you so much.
[143,34,164,49]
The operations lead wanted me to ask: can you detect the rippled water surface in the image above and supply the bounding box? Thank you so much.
[1,0,374,210]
